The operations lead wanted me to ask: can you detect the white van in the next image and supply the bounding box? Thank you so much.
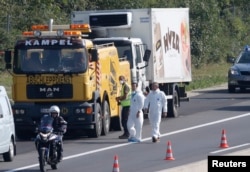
[0,86,16,162]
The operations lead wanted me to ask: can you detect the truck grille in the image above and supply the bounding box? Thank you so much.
[27,84,73,99]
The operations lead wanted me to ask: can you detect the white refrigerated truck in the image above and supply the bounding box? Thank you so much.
[71,8,192,117]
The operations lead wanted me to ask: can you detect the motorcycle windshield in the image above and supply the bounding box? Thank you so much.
[39,115,54,133]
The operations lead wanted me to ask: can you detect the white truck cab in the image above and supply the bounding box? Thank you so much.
[0,86,16,162]
[93,37,148,89]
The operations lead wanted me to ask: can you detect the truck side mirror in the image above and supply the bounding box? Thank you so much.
[4,51,12,69]
[143,49,151,62]
[91,49,98,62]
[137,49,151,70]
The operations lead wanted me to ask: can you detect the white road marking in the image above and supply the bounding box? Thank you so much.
[6,112,250,172]
[210,143,250,154]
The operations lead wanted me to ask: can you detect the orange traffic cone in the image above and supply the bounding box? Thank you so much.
[220,129,229,148]
[164,141,175,160]
[112,155,120,172]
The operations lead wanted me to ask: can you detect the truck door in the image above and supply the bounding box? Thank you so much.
[133,44,147,90]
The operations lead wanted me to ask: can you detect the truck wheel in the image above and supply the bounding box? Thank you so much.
[87,103,102,138]
[3,139,15,162]
[101,100,111,136]
[167,90,179,118]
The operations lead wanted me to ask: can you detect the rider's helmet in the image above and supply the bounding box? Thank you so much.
[49,105,60,118]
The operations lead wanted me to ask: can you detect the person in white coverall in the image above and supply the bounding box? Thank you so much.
[127,82,145,143]
[144,82,168,143]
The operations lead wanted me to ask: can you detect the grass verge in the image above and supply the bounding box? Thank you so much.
[186,63,230,91]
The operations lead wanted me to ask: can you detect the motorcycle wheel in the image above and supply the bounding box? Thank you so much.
[38,149,46,172]
[51,147,58,169]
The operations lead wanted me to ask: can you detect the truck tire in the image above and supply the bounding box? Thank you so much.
[167,90,179,118]
[87,103,102,138]
[101,100,111,136]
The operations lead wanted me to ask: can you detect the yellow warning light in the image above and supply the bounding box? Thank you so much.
[70,24,90,30]
[31,25,49,31]
[70,24,91,33]
[23,22,91,37]
[64,30,82,36]
[22,31,34,36]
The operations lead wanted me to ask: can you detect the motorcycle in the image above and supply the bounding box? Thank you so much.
[35,115,64,172]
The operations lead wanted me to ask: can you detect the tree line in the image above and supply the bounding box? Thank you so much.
[0,0,249,68]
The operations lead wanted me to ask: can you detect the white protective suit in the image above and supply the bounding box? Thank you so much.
[144,88,167,138]
[127,89,145,141]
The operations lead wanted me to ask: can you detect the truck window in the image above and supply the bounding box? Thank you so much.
[123,50,131,60]
[24,52,43,71]
[43,50,61,69]
[93,39,134,68]
[135,45,143,64]
[72,51,87,70]
[15,48,88,73]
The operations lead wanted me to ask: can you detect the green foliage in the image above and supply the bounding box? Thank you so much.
[0,0,250,77]
[0,0,250,68]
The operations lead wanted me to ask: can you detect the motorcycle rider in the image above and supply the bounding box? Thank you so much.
[49,105,67,162]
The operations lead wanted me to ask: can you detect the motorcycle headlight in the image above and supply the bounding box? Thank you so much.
[40,132,51,139]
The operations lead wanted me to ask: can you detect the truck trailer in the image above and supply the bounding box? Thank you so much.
[71,8,192,117]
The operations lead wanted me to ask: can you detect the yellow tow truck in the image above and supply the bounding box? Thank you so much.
[4,19,131,139]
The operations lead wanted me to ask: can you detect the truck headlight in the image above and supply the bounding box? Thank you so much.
[75,108,85,114]
[14,109,25,115]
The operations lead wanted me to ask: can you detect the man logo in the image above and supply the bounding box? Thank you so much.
[39,87,60,98]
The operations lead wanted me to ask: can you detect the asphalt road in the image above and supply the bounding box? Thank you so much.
[1,84,250,172]
[165,84,250,172]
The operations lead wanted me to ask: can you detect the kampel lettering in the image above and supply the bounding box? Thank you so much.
[25,39,73,46]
